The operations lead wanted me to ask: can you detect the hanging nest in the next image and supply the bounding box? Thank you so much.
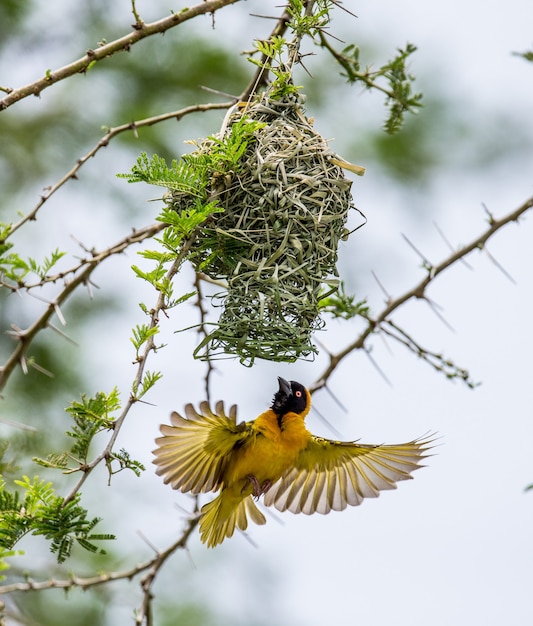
[167,90,364,364]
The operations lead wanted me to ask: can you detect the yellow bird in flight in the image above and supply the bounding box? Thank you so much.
[153,377,432,547]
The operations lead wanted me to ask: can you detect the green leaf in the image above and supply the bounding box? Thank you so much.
[65,389,120,462]
[133,370,163,399]
[130,324,160,353]
[0,476,114,562]
[32,452,70,471]
[325,40,422,134]
[108,449,145,478]
[318,283,369,320]
[117,152,206,194]
[513,50,533,63]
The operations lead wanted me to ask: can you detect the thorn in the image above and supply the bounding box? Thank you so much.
[308,377,326,394]
[323,384,348,413]
[70,234,94,255]
[27,291,51,304]
[330,0,359,19]
[311,405,344,439]
[401,233,433,271]
[136,530,160,555]
[371,270,392,303]
[314,337,333,357]
[28,359,54,378]
[377,327,394,356]
[433,221,473,270]
[199,85,239,100]
[317,28,346,44]
[481,202,496,226]
[84,278,100,299]
[295,51,316,78]
[135,398,157,407]
[238,529,260,549]
[6,324,24,339]
[53,302,67,326]
[172,500,195,517]
[424,297,455,332]
[260,502,285,526]
[47,323,78,345]
[0,418,38,432]
[181,540,197,571]
[248,12,277,20]
[482,245,516,284]
[364,346,393,387]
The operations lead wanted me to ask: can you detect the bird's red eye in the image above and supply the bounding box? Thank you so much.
[295,390,302,398]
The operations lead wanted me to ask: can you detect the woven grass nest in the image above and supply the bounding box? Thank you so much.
[169,91,364,364]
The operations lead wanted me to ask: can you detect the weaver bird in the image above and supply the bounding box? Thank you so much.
[153,377,432,548]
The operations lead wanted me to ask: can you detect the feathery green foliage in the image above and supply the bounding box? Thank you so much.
[32,389,144,480]
[320,40,423,134]
[117,152,207,195]
[513,49,533,62]
[64,389,120,463]
[0,239,66,287]
[0,476,114,564]
[319,283,369,320]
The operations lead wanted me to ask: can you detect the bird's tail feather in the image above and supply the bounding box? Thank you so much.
[199,492,266,548]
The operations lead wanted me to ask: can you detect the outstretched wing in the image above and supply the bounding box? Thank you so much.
[152,401,251,494]
[263,434,433,514]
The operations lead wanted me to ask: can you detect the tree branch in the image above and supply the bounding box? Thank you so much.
[3,102,234,243]
[60,229,199,507]
[310,195,533,392]
[318,31,396,100]
[0,514,199,597]
[0,222,165,393]
[0,0,241,111]
[134,508,200,625]
[239,7,292,101]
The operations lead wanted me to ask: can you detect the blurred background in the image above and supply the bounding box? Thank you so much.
[1,0,532,624]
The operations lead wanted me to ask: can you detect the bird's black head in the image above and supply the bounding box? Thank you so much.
[271,377,309,416]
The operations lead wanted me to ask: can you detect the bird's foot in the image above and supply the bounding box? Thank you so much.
[246,475,272,498]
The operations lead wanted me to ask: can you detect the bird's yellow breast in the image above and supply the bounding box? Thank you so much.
[224,410,310,490]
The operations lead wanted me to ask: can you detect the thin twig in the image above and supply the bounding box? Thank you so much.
[318,31,396,99]
[239,7,293,101]
[3,102,233,243]
[310,195,533,393]
[61,229,199,506]
[286,1,317,70]
[381,320,471,385]
[194,272,216,403]
[433,220,473,270]
[0,515,199,596]
[0,0,241,111]
[0,223,164,392]
[134,512,200,625]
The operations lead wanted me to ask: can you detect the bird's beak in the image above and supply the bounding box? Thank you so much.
[277,377,292,397]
